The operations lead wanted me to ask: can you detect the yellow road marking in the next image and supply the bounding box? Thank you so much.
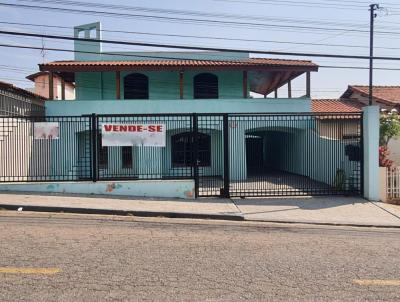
[353,279,400,286]
[0,267,61,275]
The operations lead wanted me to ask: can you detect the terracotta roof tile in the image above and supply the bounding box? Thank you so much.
[312,99,363,113]
[40,58,318,70]
[0,80,46,100]
[349,85,400,104]
[341,85,400,108]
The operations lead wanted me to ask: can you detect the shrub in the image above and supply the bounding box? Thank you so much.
[380,111,400,147]
[379,146,394,168]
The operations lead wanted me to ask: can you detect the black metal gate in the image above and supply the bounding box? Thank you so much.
[196,113,363,198]
[195,114,229,198]
[0,112,362,198]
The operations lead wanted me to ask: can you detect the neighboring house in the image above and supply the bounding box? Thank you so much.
[341,85,400,111]
[0,81,46,182]
[311,99,362,139]
[0,80,45,116]
[313,97,400,165]
[26,71,75,100]
[340,86,400,164]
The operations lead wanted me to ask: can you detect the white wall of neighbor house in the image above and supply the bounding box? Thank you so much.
[0,118,51,181]
[388,138,400,164]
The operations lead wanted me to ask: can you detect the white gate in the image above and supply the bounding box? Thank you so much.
[387,167,400,200]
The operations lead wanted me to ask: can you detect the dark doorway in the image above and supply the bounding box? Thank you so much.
[246,136,264,175]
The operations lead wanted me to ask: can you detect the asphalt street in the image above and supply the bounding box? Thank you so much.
[0,211,399,301]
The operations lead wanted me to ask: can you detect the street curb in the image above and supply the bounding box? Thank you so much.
[1,204,399,229]
[244,218,400,229]
[0,204,244,221]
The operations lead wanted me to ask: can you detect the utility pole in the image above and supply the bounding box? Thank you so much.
[369,3,379,106]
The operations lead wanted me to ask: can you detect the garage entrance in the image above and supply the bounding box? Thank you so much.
[197,113,363,197]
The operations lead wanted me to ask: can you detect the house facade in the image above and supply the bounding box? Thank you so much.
[38,23,326,185]
[0,22,380,200]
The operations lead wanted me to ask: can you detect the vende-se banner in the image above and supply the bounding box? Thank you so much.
[101,124,166,147]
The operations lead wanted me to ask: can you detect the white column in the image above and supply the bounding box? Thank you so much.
[363,106,380,201]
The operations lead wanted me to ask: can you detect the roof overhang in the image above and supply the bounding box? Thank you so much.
[39,58,318,72]
[249,70,304,95]
[38,58,318,94]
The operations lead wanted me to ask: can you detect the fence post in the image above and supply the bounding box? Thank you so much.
[223,114,230,198]
[193,113,199,198]
[91,113,98,182]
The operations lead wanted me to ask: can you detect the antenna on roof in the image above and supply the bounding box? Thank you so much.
[40,37,46,63]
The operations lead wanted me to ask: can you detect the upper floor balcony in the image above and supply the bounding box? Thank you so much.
[40,57,318,106]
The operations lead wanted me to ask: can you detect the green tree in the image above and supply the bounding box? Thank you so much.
[380,112,400,147]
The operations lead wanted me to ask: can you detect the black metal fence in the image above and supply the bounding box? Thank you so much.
[0,112,363,197]
[0,116,91,182]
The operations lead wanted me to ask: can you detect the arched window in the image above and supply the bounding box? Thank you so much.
[193,73,218,99]
[171,132,211,167]
[124,73,149,99]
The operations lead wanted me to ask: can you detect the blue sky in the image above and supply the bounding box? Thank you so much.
[1,0,400,98]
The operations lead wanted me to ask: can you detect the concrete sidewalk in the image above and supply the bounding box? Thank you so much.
[234,196,400,227]
[0,192,400,227]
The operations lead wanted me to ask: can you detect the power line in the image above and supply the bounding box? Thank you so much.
[17,0,364,20]
[16,0,400,29]
[21,0,400,11]
[319,65,400,71]
[2,29,400,61]
[2,20,400,52]
[215,0,400,11]
[1,42,400,72]
[2,2,400,37]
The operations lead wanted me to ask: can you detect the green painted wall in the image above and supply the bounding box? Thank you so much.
[46,98,312,116]
[75,70,247,100]
[75,72,102,100]
[0,180,195,199]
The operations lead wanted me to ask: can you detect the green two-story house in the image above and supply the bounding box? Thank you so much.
[23,22,364,198]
